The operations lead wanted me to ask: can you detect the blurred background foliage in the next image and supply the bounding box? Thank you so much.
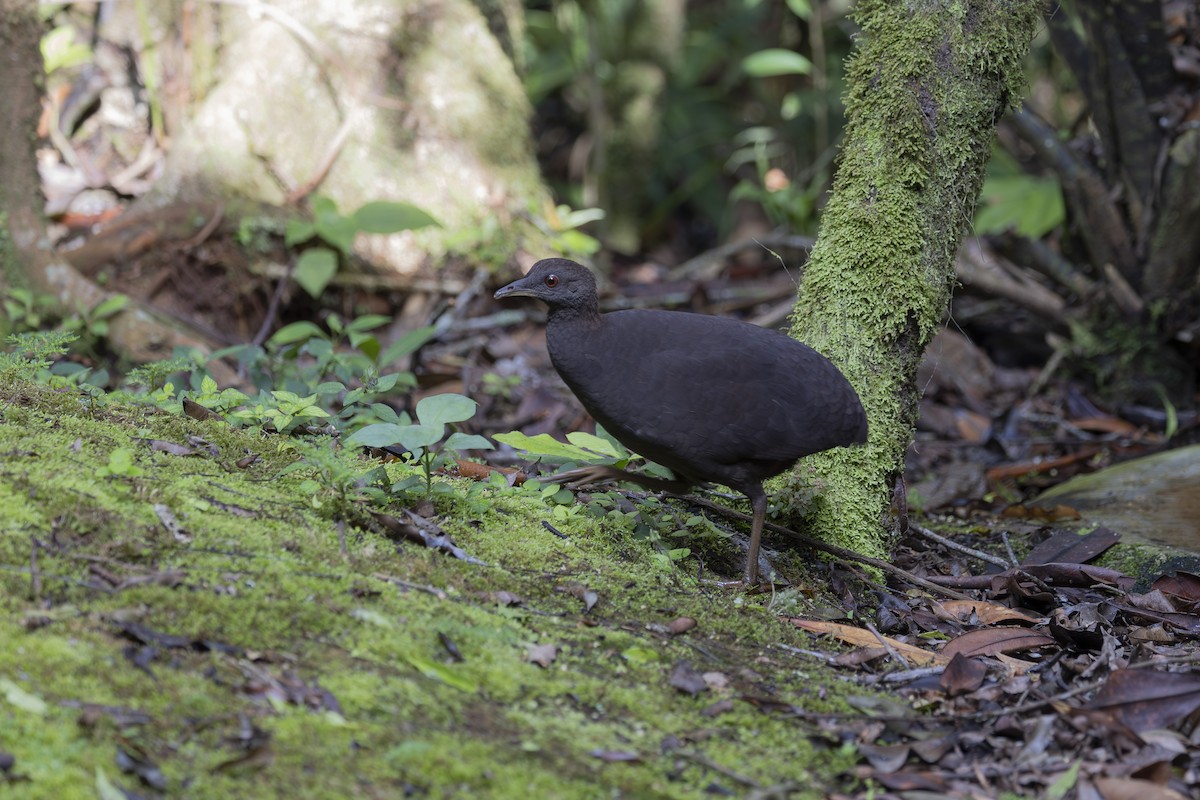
[522,0,856,257]
[23,0,1200,407]
[518,0,1200,407]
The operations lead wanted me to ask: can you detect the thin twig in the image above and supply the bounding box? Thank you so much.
[1000,531,1020,568]
[287,112,358,204]
[175,203,225,250]
[911,523,1012,569]
[668,232,815,281]
[30,536,42,602]
[373,573,448,600]
[865,622,910,670]
[252,260,295,347]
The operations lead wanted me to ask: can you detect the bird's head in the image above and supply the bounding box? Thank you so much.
[494,259,598,312]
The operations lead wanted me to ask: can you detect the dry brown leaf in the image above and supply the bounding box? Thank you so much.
[1092,776,1190,800]
[1087,668,1200,733]
[787,618,948,666]
[941,627,1055,660]
[526,643,559,668]
[936,599,1042,626]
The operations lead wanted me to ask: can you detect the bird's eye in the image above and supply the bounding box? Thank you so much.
[544,274,559,288]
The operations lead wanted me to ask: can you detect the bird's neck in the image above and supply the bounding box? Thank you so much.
[545,305,603,373]
[546,304,601,329]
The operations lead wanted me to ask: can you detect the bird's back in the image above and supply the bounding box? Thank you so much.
[546,308,866,485]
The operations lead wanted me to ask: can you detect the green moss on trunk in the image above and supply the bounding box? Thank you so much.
[790,0,1044,559]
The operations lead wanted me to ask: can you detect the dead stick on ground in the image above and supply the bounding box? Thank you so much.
[30,535,42,602]
[912,523,1012,569]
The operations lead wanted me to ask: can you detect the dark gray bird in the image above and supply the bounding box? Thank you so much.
[495,258,867,584]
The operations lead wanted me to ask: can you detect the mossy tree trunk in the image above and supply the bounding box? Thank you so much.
[789,0,1043,560]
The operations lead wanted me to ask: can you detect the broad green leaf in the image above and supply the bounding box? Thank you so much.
[374,374,402,393]
[294,247,339,298]
[41,26,92,73]
[406,656,477,692]
[565,431,619,458]
[444,432,494,452]
[345,423,408,448]
[554,205,606,230]
[314,213,358,255]
[975,175,1065,238]
[622,646,660,665]
[346,423,442,451]
[285,218,317,246]
[785,0,812,19]
[742,49,812,77]
[352,201,440,234]
[96,768,125,800]
[396,424,444,451]
[91,294,129,320]
[380,326,437,365]
[493,431,611,462]
[268,321,324,347]
[368,402,401,423]
[416,394,477,426]
[310,195,339,218]
[0,678,47,715]
[391,475,424,493]
[314,381,346,396]
[556,229,601,256]
[346,314,392,332]
[349,331,381,361]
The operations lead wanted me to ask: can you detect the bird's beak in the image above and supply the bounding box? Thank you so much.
[494,274,537,300]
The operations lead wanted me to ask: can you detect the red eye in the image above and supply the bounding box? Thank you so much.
[544,274,559,288]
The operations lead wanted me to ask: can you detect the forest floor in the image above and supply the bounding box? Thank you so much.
[3,277,1200,799]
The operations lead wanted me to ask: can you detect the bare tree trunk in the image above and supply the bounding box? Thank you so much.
[790,0,1044,560]
[0,4,236,370]
[0,1,51,294]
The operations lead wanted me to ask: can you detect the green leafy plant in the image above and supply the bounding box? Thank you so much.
[346,393,493,497]
[96,448,143,478]
[285,196,440,298]
[181,376,331,434]
[496,428,705,564]
[58,294,130,368]
[2,288,59,336]
[533,202,604,258]
[281,439,389,513]
[193,313,436,433]
[973,146,1065,238]
[728,127,823,233]
[40,22,92,73]
[480,371,522,400]
[0,331,77,383]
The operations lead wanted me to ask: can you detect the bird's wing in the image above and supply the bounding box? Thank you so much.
[559,311,861,465]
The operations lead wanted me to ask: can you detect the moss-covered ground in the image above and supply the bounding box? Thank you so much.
[0,377,872,799]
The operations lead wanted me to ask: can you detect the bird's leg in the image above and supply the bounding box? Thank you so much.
[744,488,768,585]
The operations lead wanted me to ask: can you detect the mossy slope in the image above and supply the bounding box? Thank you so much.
[0,378,868,799]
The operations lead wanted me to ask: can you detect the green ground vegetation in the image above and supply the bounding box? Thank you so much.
[0,369,876,799]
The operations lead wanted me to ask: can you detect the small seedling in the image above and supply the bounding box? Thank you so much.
[97,448,143,478]
[345,393,493,496]
[285,196,440,298]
